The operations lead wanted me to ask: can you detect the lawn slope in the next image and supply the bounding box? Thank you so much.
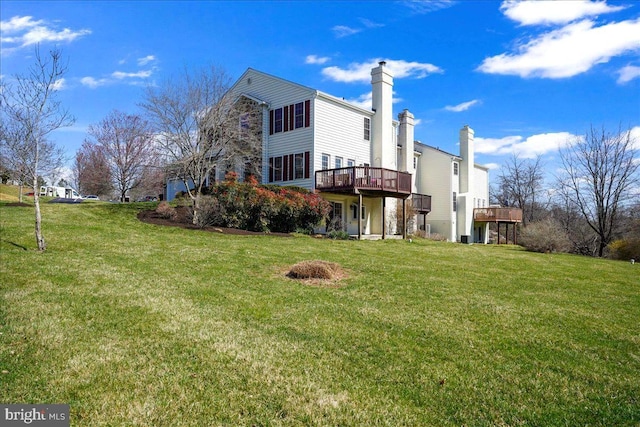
[1,187,638,426]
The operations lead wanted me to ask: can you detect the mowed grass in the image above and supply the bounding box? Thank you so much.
[0,185,638,426]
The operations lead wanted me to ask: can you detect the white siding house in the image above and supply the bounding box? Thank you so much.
[165,63,519,242]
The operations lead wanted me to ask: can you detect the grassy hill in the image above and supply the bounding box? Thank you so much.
[1,183,638,426]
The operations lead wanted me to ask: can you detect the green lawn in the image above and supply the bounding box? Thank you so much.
[1,185,638,426]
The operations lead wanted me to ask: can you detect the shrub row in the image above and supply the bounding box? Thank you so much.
[195,173,331,233]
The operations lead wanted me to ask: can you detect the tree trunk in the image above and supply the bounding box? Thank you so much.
[33,176,46,251]
[19,184,24,203]
[192,195,200,226]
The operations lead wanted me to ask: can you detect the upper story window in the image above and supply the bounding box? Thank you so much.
[274,108,283,133]
[453,162,459,175]
[294,153,304,179]
[269,100,311,135]
[322,154,330,170]
[294,102,304,129]
[364,117,371,141]
[335,156,343,169]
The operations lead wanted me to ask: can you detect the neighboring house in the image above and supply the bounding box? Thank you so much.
[166,62,522,242]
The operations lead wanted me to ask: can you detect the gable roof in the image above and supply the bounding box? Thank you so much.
[230,68,373,116]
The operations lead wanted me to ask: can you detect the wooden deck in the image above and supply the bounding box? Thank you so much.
[474,207,523,223]
[315,167,412,197]
[412,193,432,213]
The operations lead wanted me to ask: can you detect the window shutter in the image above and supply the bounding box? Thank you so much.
[304,151,310,179]
[283,106,289,132]
[269,110,274,135]
[284,155,290,181]
[289,105,295,130]
[305,100,311,127]
[289,154,294,180]
[268,157,274,182]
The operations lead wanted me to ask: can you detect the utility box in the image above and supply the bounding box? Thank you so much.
[461,235,471,244]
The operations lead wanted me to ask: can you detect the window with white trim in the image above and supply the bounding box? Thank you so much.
[322,154,330,170]
[273,157,282,181]
[294,153,304,179]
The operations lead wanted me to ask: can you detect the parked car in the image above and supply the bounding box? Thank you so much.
[83,195,100,200]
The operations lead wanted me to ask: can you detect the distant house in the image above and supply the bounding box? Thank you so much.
[166,62,521,242]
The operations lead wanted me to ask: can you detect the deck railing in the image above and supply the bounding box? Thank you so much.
[315,167,412,195]
[412,193,432,213]
[474,207,523,223]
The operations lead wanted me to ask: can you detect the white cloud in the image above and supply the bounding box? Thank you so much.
[50,78,65,91]
[617,65,640,84]
[332,25,360,38]
[444,99,480,112]
[629,126,640,150]
[402,0,455,15]
[0,15,43,33]
[322,58,442,83]
[81,65,154,89]
[80,76,108,89]
[476,132,577,158]
[0,15,90,52]
[345,90,403,110]
[478,18,640,78]
[111,70,153,79]
[500,0,625,26]
[483,162,501,170]
[346,92,372,110]
[359,18,384,29]
[306,55,331,65]
[137,55,156,66]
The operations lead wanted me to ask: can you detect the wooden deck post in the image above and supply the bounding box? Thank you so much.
[402,198,407,239]
[358,193,362,240]
[382,197,386,240]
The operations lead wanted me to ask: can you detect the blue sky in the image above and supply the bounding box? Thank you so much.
[1,0,639,183]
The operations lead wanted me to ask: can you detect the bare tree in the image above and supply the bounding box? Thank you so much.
[74,140,113,197]
[558,125,639,257]
[494,154,547,226]
[85,110,156,202]
[0,46,73,251]
[139,66,262,224]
